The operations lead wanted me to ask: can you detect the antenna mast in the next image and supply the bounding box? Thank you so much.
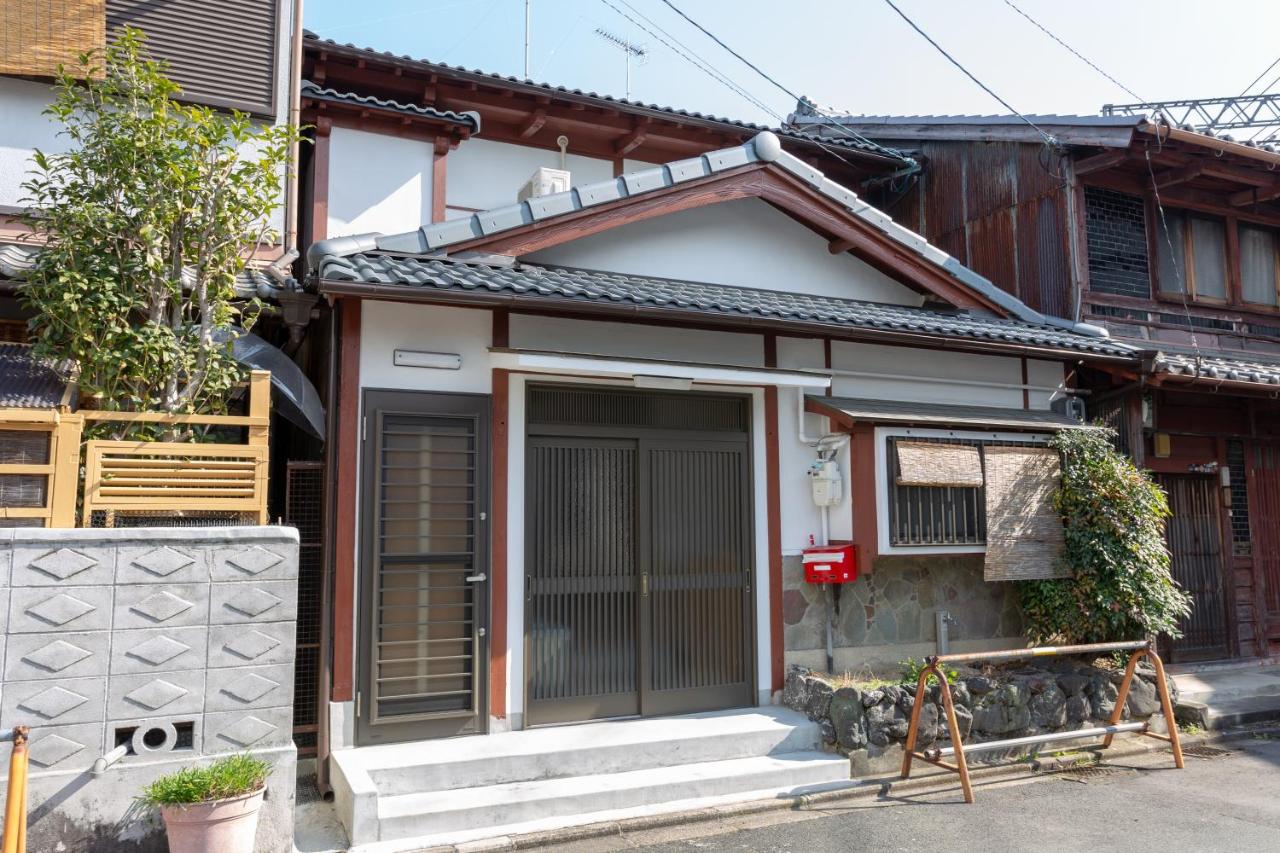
[594,28,647,99]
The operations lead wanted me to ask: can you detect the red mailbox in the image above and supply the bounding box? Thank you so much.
[802,543,858,584]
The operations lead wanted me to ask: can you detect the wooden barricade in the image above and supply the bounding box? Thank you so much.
[901,640,1184,803]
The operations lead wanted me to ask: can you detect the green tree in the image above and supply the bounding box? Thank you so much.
[1017,428,1192,645]
[19,28,298,419]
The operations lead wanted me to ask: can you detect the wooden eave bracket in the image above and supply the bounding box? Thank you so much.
[614,118,653,157]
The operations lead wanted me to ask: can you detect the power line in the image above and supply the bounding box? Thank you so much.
[650,0,910,161]
[879,0,1058,148]
[1000,0,1143,103]
[1240,54,1280,97]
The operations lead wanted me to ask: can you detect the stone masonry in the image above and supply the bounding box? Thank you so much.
[0,526,299,852]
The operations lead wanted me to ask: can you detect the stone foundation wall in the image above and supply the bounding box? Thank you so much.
[782,553,1025,671]
[0,526,299,852]
[782,659,1177,774]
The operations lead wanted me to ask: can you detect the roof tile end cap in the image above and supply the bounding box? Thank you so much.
[752,131,783,163]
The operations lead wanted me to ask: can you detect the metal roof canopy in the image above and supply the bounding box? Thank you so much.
[805,395,1087,431]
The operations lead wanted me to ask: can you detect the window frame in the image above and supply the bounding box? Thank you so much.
[875,426,1052,556]
[1238,223,1280,310]
[1153,209,1230,305]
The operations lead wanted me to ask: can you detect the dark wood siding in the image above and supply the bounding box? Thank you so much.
[107,0,279,116]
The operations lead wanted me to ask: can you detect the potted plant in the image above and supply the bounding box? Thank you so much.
[139,753,271,853]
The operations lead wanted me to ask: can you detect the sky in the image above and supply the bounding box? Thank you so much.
[304,0,1280,132]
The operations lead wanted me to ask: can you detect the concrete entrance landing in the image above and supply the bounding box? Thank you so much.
[329,707,853,851]
[1174,664,1280,729]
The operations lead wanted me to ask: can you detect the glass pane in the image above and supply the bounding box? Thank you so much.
[1190,217,1227,299]
[1155,212,1186,294]
[1241,225,1278,306]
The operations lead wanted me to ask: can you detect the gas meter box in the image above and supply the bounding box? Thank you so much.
[802,543,858,584]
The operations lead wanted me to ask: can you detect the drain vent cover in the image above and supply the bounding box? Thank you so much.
[1055,764,1133,782]
[1181,745,1234,760]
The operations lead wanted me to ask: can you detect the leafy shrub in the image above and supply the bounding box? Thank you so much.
[1017,428,1192,645]
[899,657,958,685]
[139,754,270,806]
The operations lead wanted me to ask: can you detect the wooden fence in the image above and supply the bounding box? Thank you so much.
[0,371,270,528]
[0,411,84,528]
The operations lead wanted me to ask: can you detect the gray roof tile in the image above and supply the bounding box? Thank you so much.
[316,253,1136,358]
[300,81,480,130]
[0,343,71,409]
[1157,352,1280,386]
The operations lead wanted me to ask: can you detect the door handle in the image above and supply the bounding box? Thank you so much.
[466,573,487,583]
[640,573,649,596]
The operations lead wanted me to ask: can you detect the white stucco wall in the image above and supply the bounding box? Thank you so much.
[509,314,764,367]
[446,137,616,215]
[0,78,65,210]
[526,198,925,306]
[327,126,435,239]
[359,301,492,393]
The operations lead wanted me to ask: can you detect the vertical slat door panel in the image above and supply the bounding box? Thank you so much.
[1248,442,1280,642]
[1158,473,1230,661]
[526,438,639,725]
[358,393,489,746]
[642,440,753,716]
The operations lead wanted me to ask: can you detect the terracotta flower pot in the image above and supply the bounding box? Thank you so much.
[160,788,264,853]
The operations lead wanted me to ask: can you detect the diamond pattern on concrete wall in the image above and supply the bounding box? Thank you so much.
[217,714,277,747]
[226,547,284,576]
[29,733,87,768]
[131,591,195,623]
[124,679,189,711]
[23,639,93,672]
[20,686,90,719]
[128,636,191,668]
[26,593,96,627]
[221,672,279,704]
[28,548,98,581]
[130,547,196,577]
[225,587,282,618]
[223,630,281,662]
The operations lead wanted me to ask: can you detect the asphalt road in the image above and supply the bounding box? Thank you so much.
[546,735,1280,853]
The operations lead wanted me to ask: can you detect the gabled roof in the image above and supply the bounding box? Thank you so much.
[316,254,1135,360]
[787,110,1144,147]
[1155,351,1280,388]
[302,30,909,164]
[308,131,1107,339]
[301,81,481,131]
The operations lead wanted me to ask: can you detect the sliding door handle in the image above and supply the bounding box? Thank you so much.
[466,573,487,583]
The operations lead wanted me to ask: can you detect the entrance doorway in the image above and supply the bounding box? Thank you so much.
[524,384,756,726]
[1158,473,1230,661]
[357,391,489,744]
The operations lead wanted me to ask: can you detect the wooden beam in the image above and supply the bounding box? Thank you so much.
[828,238,855,254]
[764,386,784,693]
[519,108,547,139]
[1230,183,1280,207]
[490,368,510,721]
[309,117,332,244]
[331,298,361,703]
[614,119,651,157]
[1154,161,1207,188]
[432,137,448,223]
[1073,149,1130,176]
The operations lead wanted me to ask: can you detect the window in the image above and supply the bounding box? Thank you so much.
[1156,211,1227,301]
[1227,440,1251,557]
[884,433,1048,549]
[1241,225,1280,307]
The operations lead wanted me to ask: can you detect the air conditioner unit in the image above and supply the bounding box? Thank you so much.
[518,167,571,201]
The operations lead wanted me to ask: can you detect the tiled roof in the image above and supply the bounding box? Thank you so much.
[317,253,1136,358]
[302,30,907,161]
[306,132,1108,339]
[0,343,71,409]
[301,81,481,130]
[1156,352,1280,386]
[788,112,1145,127]
[1,242,276,299]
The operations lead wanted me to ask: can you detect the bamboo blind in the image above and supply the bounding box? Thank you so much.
[0,0,105,78]
[983,446,1068,581]
[895,440,985,487]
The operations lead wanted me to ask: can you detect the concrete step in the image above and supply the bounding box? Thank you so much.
[1178,695,1280,731]
[1174,667,1280,704]
[375,750,851,844]
[359,707,822,796]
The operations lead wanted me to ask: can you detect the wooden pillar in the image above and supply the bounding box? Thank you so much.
[331,298,361,703]
[310,117,332,243]
[432,138,449,224]
[490,368,511,720]
[849,423,878,560]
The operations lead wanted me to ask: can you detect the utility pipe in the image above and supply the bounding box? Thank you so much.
[91,744,128,777]
[927,722,1147,758]
[265,0,305,286]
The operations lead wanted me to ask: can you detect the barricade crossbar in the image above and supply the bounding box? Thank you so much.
[901,640,1184,803]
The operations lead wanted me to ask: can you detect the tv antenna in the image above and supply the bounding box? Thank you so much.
[594,28,647,99]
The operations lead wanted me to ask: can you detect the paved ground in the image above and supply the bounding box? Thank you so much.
[542,734,1280,853]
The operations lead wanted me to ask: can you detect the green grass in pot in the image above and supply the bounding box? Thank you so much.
[140,754,271,806]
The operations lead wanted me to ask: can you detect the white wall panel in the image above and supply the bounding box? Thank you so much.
[359,302,492,394]
[0,79,65,209]
[447,138,613,215]
[328,126,433,237]
[509,314,764,366]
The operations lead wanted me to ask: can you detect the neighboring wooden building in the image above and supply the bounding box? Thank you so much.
[793,110,1280,662]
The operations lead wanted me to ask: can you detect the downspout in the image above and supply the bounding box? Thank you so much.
[798,387,848,674]
[266,0,305,284]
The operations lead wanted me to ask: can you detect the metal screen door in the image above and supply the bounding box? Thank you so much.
[525,385,754,726]
[357,391,489,744]
[1158,473,1229,661]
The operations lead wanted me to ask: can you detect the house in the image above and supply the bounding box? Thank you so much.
[789,108,1280,665]
[298,33,1138,847]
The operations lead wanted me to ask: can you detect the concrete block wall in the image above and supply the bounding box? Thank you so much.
[0,526,300,852]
